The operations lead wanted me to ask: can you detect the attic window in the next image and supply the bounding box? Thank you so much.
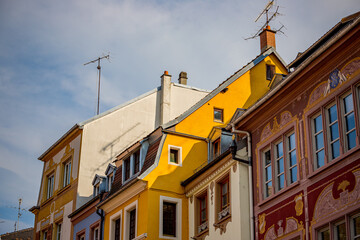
[266,65,275,81]
[214,108,223,122]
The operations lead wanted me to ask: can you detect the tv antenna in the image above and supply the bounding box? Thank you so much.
[84,54,110,115]
[245,0,285,40]
[10,198,26,232]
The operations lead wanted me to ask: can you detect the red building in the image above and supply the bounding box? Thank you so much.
[231,12,360,239]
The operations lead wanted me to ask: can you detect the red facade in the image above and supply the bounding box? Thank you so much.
[234,13,360,240]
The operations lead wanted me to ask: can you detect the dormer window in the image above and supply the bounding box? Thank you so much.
[266,64,275,80]
[105,164,116,192]
[122,148,142,183]
[94,183,100,196]
[213,138,221,159]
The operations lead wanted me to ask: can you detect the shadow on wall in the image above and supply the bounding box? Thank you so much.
[151,141,208,193]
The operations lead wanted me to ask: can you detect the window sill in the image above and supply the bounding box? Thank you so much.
[308,145,359,179]
[259,181,300,207]
[40,196,54,207]
[57,184,71,196]
[193,229,209,240]
[123,173,140,185]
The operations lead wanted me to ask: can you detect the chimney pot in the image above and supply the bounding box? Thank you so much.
[164,70,169,75]
[178,71,188,85]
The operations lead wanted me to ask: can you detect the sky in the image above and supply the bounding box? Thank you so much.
[0,0,359,235]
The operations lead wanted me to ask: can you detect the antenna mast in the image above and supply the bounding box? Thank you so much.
[245,0,285,40]
[84,54,110,115]
[15,198,22,232]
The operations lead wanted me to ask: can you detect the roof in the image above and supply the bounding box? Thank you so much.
[68,194,101,219]
[228,11,360,130]
[288,11,360,69]
[162,47,287,129]
[0,228,34,240]
[98,135,162,206]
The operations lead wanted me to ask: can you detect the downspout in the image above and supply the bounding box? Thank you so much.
[96,193,105,240]
[231,123,254,240]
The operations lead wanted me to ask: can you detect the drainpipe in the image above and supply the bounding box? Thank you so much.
[230,123,254,240]
[96,193,105,240]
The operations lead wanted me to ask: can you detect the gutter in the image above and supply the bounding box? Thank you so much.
[96,193,105,240]
[230,123,254,240]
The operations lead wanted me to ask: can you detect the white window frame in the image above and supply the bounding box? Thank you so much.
[47,174,54,199]
[110,209,122,240]
[341,91,357,151]
[168,145,182,166]
[55,222,62,240]
[159,196,182,240]
[108,172,114,192]
[123,200,138,240]
[333,220,347,240]
[63,159,72,187]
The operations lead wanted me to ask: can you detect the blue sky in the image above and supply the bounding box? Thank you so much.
[0,0,359,235]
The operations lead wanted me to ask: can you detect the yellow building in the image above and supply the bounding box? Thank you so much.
[99,41,288,239]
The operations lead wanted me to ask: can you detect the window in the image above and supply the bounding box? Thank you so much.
[351,214,360,239]
[46,174,54,199]
[78,234,85,240]
[342,93,356,150]
[168,145,182,166]
[334,221,347,240]
[108,173,114,192]
[42,230,48,240]
[170,149,178,164]
[124,157,130,181]
[124,200,138,240]
[110,209,122,240]
[216,174,231,222]
[213,138,221,159]
[318,227,330,240]
[94,183,100,196]
[214,108,224,122]
[262,132,297,199]
[266,64,275,80]
[310,90,359,171]
[196,191,208,235]
[55,222,62,240]
[91,225,100,240]
[163,202,176,236]
[63,159,71,187]
[133,150,140,174]
[159,196,182,239]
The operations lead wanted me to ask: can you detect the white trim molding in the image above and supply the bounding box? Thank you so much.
[123,200,138,240]
[109,209,122,240]
[168,145,182,166]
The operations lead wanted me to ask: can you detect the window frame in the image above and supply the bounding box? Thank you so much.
[168,145,182,166]
[266,64,276,81]
[123,200,138,240]
[215,173,231,223]
[214,108,224,123]
[195,189,209,236]
[307,84,360,174]
[90,221,100,240]
[159,195,182,240]
[55,222,62,240]
[110,209,122,240]
[260,129,298,200]
[62,158,72,188]
[46,173,54,199]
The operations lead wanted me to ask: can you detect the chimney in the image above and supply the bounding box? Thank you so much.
[260,25,276,53]
[178,71,188,85]
[160,70,171,125]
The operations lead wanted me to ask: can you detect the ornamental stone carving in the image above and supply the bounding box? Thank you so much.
[294,193,303,216]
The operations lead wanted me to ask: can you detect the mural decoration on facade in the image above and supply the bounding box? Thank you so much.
[294,193,303,216]
[260,112,293,142]
[259,213,266,234]
[307,58,360,105]
[264,217,300,240]
[312,169,360,224]
[210,181,214,205]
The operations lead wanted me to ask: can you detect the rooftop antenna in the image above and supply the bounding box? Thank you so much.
[245,0,285,40]
[84,54,110,115]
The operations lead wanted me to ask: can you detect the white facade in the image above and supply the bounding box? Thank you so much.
[60,74,209,208]
[186,157,251,240]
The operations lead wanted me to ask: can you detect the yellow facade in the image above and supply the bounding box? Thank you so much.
[102,51,287,240]
[31,128,82,240]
